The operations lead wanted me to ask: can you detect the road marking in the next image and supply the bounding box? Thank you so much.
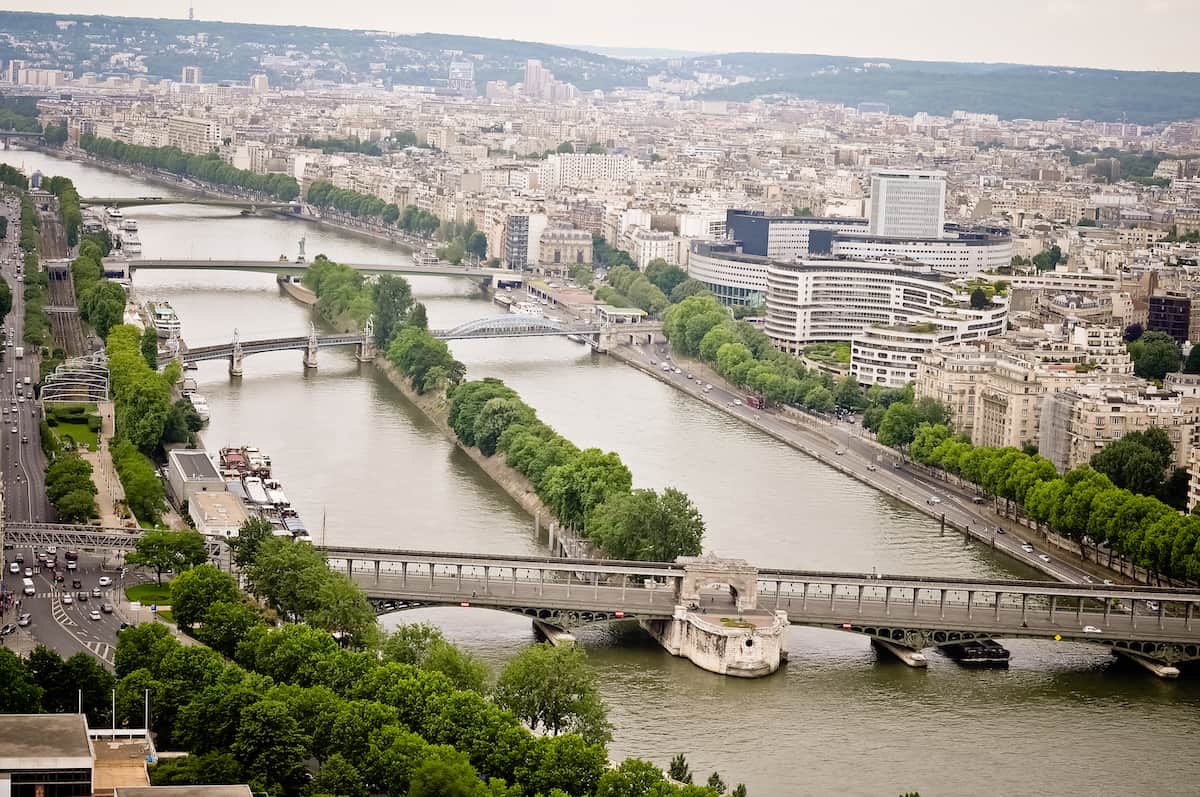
[84,640,113,663]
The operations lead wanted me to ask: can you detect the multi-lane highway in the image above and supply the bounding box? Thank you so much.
[1,192,53,524]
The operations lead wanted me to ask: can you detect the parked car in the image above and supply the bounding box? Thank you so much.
[0,623,16,635]
[17,612,31,626]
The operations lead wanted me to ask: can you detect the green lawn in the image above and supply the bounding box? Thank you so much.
[156,609,175,623]
[125,583,172,604]
[50,420,99,451]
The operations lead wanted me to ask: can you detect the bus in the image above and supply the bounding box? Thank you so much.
[746,394,766,410]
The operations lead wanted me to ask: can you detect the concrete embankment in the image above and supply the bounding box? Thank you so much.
[279,280,317,306]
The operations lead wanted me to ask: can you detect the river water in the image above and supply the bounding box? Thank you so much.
[10,149,1199,797]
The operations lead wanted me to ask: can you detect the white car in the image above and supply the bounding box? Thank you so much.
[1038,554,1051,563]
[46,546,56,555]
[98,576,112,587]
[1082,625,1103,634]
[62,594,73,605]
[23,567,31,577]
[89,610,101,621]
[7,562,17,574]
[1021,544,1034,553]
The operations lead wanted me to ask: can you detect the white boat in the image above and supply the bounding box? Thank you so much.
[105,206,124,221]
[120,218,139,232]
[149,302,181,339]
[243,476,270,505]
[119,218,142,253]
[189,394,210,422]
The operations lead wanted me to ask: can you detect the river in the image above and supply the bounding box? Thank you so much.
[9,149,1199,797]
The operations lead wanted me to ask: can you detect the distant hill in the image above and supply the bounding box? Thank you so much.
[1,10,1198,122]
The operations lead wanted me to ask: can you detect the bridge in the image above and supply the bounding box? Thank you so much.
[160,316,662,374]
[3,522,222,558]
[81,196,300,211]
[319,546,1200,678]
[0,130,45,147]
[103,257,525,284]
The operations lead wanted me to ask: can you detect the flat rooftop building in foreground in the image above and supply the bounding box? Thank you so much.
[115,787,253,797]
[0,714,94,796]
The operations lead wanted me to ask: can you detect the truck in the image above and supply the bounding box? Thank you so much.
[22,376,30,386]
[13,347,22,359]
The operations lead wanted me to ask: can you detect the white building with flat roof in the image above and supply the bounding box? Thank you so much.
[869,169,947,239]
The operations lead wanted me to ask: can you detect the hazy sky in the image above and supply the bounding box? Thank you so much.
[10,0,1200,72]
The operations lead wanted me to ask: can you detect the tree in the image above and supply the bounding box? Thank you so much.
[228,516,275,570]
[382,622,447,666]
[541,448,633,530]
[307,753,368,797]
[494,643,611,745]
[1185,344,1200,374]
[1128,330,1181,380]
[408,302,429,331]
[408,750,485,797]
[970,287,988,309]
[246,537,331,620]
[373,275,414,348]
[55,487,100,523]
[669,754,693,784]
[877,403,922,448]
[232,699,311,793]
[1124,323,1144,343]
[835,376,865,410]
[307,573,379,649]
[706,772,727,793]
[585,487,705,561]
[803,385,834,412]
[127,528,209,585]
[0,649,43,712]
[194,600,263,658]
[114,622,173,677]
[170,564,240,629]
[421,640,489,693]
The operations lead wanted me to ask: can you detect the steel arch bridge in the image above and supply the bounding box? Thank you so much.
[431,314,598,341]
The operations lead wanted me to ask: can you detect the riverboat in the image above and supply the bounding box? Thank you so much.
[148,302,181,338]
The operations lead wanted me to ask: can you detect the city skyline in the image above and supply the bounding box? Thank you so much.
[8,0,1200,73]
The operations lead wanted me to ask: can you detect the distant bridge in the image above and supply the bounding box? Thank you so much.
[160,316,660,373]
[319,546,1200,677]
[103,257,525,283]
[3,522,222,558]
[0,130,44,144]
[81,196,300,211]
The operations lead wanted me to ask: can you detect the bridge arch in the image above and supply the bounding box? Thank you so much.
[442,314,568,338]
[369,598,652,629]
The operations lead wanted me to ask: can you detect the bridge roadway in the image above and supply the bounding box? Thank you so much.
[324,547,1200,668]
[4,522,222,558]
[160,332,366,367]
[106,257,519,281]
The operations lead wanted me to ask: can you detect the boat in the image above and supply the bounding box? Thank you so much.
[119,218,142,254]
[512,301,543,318]
[412,250,441,267]
[940,639,1011,667]
[494,293,514,311]
[105,206,124,221]
[149,302,181,339]
[188,394,210,423]
[242,476,271,505]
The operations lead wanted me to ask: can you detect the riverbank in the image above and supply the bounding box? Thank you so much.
[372,355,592,556]
[36,145,422,256]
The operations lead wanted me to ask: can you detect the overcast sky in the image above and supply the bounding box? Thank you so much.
[10,0,1200,72]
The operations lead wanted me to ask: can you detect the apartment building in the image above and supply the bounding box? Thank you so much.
[538,228,593,276]
[167,116,222,155]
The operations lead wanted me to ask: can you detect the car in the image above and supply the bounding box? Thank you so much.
[972,496,986,504]
[101,603,114,614]
[45,546,55,555]
[1145,601,1160,612]
[649,360,656,366]
[1102,579,1114,586]
[7,562,17,574]
[17,612,31,626]
[926,496,942,505]
[62,594,73,605]
[1038,554,1051,563]
[0,623,15,635]
[1082,575,1094,584]
[733,399,743,406]
[22,567,31,577]
[1021,544,1034,553]
[98,576,111,587]
[995,527,1006,534]
[705,383,713,390]
[1082,625,1103,634]
[89,610,101,621]
[64,550,78,561]
[66,560,77,571]
[835,448,846,456]
[71,578,82,589]
[892,461,902,469]
[52,573,64,583]
[118,622,132,630]
[91,587,102,598]
[685,373,693,379]
[20,436,26,444]
[9,426,14,434]
[866,463,878,471]
[75,591,88,602]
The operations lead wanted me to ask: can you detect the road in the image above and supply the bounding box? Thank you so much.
[620,341,1107,586]
[1,547,135,666]
[0,193,53,526]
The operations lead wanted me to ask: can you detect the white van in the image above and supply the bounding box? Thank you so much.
[22,577,35,596]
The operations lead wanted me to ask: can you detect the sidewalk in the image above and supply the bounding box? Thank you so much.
[78,402,129,528]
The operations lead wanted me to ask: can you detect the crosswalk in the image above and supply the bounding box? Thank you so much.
[84,640,113,662]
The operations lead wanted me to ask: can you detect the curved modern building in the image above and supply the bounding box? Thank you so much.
[763,258,1009,388]
[687,211,1013,306]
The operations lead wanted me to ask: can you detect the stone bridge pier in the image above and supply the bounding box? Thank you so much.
[229,332,244,377]
[304,323,319,369]
[642,552,787,678]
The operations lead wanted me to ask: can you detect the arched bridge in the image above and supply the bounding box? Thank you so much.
[431,314,600,341]
[82,196,300,211]
[159,327,371,374]
[319,546,1200,677]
